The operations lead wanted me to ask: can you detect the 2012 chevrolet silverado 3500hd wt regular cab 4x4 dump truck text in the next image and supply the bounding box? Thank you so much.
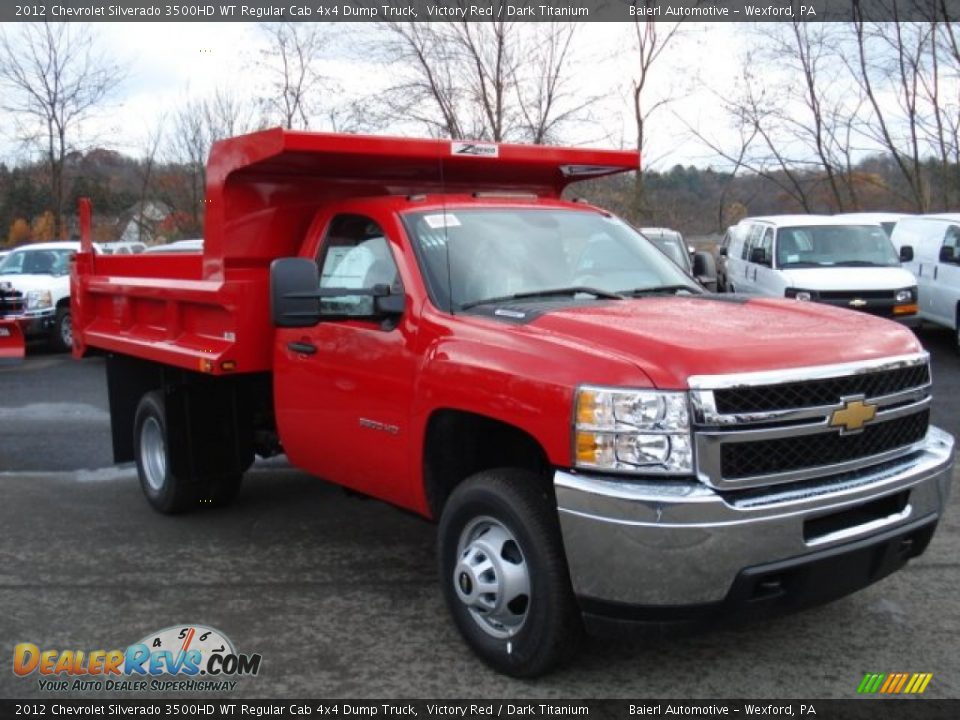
[72,130,955,677]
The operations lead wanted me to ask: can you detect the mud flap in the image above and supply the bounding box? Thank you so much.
[0,320,25,364]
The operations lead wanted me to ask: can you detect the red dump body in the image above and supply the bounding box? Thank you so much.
[72,129,638,372]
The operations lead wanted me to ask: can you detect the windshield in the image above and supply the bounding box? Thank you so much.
[404,208,698,310]
[0,249,76,276]
[776,225,900,268]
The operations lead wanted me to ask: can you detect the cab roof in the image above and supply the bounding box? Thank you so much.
[740,215,884,228]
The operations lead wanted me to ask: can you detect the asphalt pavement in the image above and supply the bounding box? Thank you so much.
[1,328,959,700]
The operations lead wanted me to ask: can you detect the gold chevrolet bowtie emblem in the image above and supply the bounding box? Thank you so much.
[849,298,868,307]
[830,398,878,433]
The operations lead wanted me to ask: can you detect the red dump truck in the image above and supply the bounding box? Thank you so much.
[73,129,954,677]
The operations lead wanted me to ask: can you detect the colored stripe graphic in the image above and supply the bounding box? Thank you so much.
[858,672,932,694]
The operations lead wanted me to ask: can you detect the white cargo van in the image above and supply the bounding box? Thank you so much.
[891,213,960,347]
[724,215,918,324]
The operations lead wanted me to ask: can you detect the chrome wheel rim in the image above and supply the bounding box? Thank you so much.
[60,313,72,348]
[140,416,166,492]
[454,516,531,639]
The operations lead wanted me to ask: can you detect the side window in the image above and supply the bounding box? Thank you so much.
[741,224,760,260]
[942,225,960,261]
[316,214,402,317]
[759,228,774,264]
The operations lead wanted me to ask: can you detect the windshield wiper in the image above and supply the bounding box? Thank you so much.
[460,286,623,311]
[831,260,891,267]
[621,284,699,297]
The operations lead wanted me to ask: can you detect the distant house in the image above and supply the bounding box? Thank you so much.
[117,201,172,245]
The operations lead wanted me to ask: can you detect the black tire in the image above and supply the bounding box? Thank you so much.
[50,306,72,353]
[133,391,195,514]
[438,469,582,677]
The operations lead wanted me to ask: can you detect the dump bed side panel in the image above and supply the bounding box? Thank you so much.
[72,253,272,374]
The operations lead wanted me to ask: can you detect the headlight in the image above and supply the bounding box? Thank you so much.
[25,290,52,310]
[785,288,815,301]
[895,288,915,304]
[574,387,693,474]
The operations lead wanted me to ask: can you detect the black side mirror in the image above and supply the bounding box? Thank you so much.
[271,258,321,328]
[692,251,717,280]
[938,246,954,263]
[374,288,405,316]
[749,247,770,266]
[719,246,728,257]
[899,245,914,262]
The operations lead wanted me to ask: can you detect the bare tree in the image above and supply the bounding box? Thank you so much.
[629,12,681,219]
[377,22,589,144]
[849,5,931,211]
[513,23,593,144]
[166,90,260,231]
[0,22,124,237]
[256,22,334,130]
[135,119,165,243]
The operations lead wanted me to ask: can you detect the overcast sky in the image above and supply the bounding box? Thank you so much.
[2,22,766,169]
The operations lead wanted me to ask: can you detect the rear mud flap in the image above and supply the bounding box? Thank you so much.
[0,320,25,363]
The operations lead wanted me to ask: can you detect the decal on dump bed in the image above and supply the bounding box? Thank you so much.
[451,141,498,158]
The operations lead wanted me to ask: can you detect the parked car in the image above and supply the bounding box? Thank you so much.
[0,241,100,352]
[716,224,748,292]
[639,227,717,291]
[143,239,203,254]
[892,213,960,348]
[72,130,953,677]
[724,215,918,324]
[100,241,147,255]
[835,212,911,238]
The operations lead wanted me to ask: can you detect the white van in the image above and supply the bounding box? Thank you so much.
[891,213,960,346]
[724,215,918,324]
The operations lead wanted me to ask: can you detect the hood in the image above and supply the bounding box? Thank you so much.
[0,273,69,294]
[521,295,922,389]
[780,266,916,290]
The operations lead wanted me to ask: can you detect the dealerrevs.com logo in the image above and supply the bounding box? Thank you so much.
[13,624,261,693]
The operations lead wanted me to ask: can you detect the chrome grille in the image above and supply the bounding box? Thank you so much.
[713,364,930,414]
[0,285,24,317]
[720,410,929,479]
[689,354,932,490]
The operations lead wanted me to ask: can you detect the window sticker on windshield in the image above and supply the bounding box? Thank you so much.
[786,254,799,263]
[423,213,461,229]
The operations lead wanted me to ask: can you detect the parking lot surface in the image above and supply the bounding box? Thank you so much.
[1,328,958,699]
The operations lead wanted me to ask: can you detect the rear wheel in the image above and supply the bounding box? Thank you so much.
[134,391,194,514]
[50,307,72,353]
[438,469,582,677]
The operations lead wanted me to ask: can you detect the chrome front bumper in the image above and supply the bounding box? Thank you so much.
[18,308,55,337]
[555,426,954,608]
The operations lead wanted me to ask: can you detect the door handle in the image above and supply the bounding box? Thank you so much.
[934,266,938,280]
[287,341,317,355]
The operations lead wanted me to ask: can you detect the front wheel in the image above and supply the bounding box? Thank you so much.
[50,307,72,352]
[438,469,582,677]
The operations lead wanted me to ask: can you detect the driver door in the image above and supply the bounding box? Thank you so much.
[273,210,419,508]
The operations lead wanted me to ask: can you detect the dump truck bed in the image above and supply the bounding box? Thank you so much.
[72,129,639,374]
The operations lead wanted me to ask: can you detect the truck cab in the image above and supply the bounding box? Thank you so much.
[72,130,954,677]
